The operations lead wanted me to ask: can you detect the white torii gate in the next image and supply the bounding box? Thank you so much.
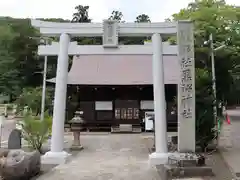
[32,20,196,165]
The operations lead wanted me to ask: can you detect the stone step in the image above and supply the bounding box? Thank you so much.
[111,125,141,133]
[119,124,132,132]
[132,127,141,133]
[111,126,120,133]
[157,165,213,179]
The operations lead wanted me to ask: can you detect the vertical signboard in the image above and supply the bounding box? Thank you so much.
[177,21,196,152]
[102,20,119,48]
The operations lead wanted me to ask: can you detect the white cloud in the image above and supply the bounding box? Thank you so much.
[0,0,239,22]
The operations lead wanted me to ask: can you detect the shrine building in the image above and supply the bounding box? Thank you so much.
[46,42,178,133]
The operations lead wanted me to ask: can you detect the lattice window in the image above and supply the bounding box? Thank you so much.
[133,108,139,119]
[120,108,127,119]
[115,108,120,119]
[127,108,133,119]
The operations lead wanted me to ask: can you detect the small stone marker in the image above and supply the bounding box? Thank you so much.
[8,129,22,149]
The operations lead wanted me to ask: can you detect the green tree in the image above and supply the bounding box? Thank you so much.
[195,68,215,149]
[9,18,40,88]
[71,5,102,45]
[166,0,240,148]
[72,5,91,22]
[135,14,151,22]
[15,87,53,116]
[109,11,124,22]
[0,22,21,97]
[169,0,240,103]
[0,17,43,100]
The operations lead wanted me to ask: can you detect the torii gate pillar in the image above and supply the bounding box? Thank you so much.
[149,33,168,164]
[42,33,71,164]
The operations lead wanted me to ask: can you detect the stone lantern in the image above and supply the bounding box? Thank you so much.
[69,111,85,150]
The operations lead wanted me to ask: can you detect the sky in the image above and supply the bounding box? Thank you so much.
[0,0,239,22]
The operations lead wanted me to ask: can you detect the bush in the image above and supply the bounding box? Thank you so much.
[18,113,52,153]
[15,87,53,116]
[195,68,215,151]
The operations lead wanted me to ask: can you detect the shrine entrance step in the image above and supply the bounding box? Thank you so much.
[111,124,141,133]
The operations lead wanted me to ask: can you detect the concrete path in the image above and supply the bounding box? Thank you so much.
[219,109,240,179]
[225,109,240,117]
[37,134,160,180]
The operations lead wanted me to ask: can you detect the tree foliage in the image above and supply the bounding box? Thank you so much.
[109,11,124,22]
[195,68,215,149]
[71,5,102,45]
[15,87,53,115]
[135,14,151,22]
[0,18,41,99]
[169,0,240,148]
[170,0,240,103]
[72,5,91,22]
[0,24,20,96]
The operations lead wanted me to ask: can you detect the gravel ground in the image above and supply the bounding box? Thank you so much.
[36,134,160,180]
[0,127,234,180]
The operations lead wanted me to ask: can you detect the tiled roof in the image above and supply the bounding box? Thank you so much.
[47,55,179,85]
